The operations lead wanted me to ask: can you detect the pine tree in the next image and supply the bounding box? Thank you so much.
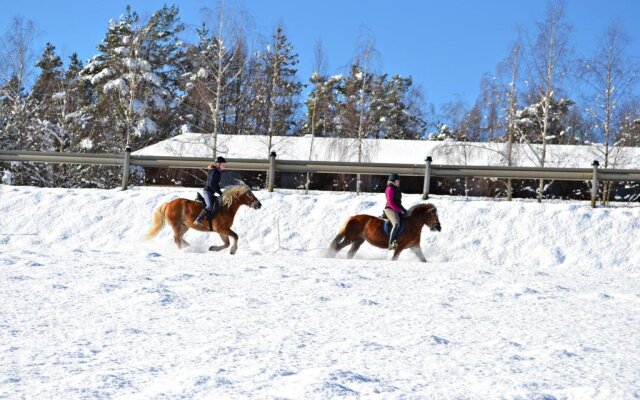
[514,97,574,145]
[249,25,303,152]
[303,72,342,137]
[83,5,185,153]
[376,74,426,140]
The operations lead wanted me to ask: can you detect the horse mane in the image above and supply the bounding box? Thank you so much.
[221,185,251,208]
[406,203,436,217]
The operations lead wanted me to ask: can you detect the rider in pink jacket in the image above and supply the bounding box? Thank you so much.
[384,173,406,250]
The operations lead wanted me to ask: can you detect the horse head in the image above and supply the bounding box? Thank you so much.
[222,185,262,210]
[242,188,262,210]
[408,203,441,232]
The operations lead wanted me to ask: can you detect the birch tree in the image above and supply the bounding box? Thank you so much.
[503,41,521,199]
[527,1,572,202]
[0,17,37,151]
[303,40,329,193]
[579,22,639,205]
[185,0,247,156]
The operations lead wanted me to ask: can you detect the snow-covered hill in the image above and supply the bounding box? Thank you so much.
[1,185,639,399]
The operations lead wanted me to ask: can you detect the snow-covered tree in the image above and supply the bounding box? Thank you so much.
[82,5,185,153]
[617,101,640,147]
[248,25,303,152]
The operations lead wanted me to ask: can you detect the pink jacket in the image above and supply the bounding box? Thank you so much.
[385,185,403,213]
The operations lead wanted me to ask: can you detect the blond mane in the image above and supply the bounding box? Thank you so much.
[221,185,251,208]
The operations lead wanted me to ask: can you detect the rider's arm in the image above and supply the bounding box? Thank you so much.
[211,169,223,196]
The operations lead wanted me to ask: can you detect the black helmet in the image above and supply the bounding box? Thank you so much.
[215,156,227,164]
[388,173,400,181]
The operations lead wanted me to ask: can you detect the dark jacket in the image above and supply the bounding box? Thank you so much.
[204,167,223,196]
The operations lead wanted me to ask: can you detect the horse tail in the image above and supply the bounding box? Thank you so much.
[328,217,353,254]
[145,202,168,240]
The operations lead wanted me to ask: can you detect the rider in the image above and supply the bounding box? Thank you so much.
[194,156,226,226]
[384,173,407,250]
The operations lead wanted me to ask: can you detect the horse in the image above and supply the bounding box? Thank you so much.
[327,203,441,262]
[145,185,262,254]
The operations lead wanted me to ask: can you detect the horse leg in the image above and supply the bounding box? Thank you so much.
[209,229,239,254]
[227,230,239,254]
[391,246,404,261]
[410,246,427,262]
[347,238,365,259]
[168,220,188,249]
[209,233,230,252]
[327,233,350,257]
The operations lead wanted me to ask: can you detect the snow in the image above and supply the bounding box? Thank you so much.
[79,138,94,150]
[143,72,162,86]
[1,184,639,398]
[134,133,640,169]
[134,118,158,136]
[131,99,145,115]
[103,78,129,95]
[90,68,113,85]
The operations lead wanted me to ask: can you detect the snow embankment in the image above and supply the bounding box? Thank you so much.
[1,185,638,269]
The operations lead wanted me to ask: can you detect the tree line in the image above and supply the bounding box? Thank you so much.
[0,1,639,190]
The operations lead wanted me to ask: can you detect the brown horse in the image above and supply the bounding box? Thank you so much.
[145,185,262,254]
[328,203,441,262]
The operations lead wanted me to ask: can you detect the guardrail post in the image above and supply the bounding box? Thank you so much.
[591,160,599,208]
[120,145,132,191]
[422,156,432,200]
[268,151,277,192]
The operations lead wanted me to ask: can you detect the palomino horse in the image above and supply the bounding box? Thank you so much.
[145,185,262,254]
[328,203,441,261]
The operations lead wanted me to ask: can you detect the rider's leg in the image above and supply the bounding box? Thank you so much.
[194,190,213,225]
[384,209,400,249]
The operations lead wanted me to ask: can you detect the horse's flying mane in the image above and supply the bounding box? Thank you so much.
[222,185,251,208]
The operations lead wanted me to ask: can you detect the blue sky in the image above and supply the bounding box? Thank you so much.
[2,0,639,107]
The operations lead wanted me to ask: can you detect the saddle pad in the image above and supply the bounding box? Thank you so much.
[383,219,404,237]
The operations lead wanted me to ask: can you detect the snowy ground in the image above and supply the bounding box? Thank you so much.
[1,184,639,399]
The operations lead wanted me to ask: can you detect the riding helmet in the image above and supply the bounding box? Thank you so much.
[216,156,227,164]
[388,173,400,181]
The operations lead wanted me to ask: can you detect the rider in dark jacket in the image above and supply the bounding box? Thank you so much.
[194,156,226,225]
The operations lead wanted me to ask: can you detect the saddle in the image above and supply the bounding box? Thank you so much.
[195,193,221,230]
[380,211,404,237]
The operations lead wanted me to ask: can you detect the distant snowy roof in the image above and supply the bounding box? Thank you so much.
[133,133,640,169]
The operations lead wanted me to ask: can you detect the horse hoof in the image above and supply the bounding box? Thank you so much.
[230,247,237,255]
[208,246,217,252]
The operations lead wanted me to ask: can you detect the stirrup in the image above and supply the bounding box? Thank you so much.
[388,240,398,250]
[194,218,203,226]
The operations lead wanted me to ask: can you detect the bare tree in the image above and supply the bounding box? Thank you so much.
[501,40,522,200]
[0,17,37,151]
[0,17,37,90]
[354,33,376,194]
[526,1,572,202]
[579,22,639,205]
[194,0,247,157]
[304,40,328,193]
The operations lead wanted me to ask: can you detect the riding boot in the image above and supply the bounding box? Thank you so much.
[194,208,209,225]
[209,200,218,219]
[388,224,399,250]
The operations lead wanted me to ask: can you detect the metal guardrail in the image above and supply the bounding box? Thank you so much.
[2,150,640,206]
